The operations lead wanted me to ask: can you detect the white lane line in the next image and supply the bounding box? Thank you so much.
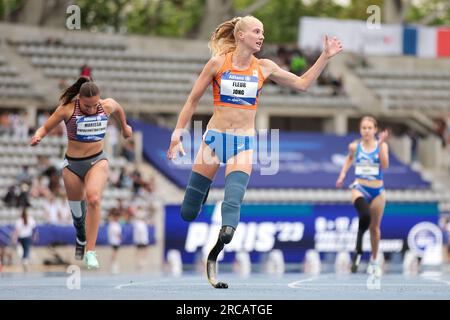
[420,272,450,286]
[288,276,322,289]
[115,281,292,290]
[115,281,215,290]
[290,283,448,287]
[423,277,450,286]
[115,281,155,290]
[288,275,450,289]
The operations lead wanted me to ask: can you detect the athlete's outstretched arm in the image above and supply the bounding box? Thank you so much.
[167,56,221,160]
[379,143,389,169]
[262,35,342,91]
[336,142,356,188]
[106,98,132,139]
[378,130,390,169]
[30,105,67,146]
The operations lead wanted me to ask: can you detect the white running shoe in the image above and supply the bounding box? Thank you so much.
[367,260,382,277]
[84,251,100,270]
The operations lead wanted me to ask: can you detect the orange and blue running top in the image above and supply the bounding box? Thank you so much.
[212,52,265,110]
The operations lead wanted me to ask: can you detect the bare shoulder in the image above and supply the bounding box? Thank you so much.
[100,98,116,104]
[258,58,279,78]
[100,98,117,113]
[57,101,75,119]
[210,54,225,65]
[101,97,116,106]
[258,58,276,68]
[258,58,277,71]
[208,54,226,72]
[349,141,358,152]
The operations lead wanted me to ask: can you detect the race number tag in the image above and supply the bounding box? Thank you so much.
[76,115,108,142]
[355,163,380,176]
[220,71,258,106]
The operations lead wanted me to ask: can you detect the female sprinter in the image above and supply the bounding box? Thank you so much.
[167,16,343,288]
[30,76,132,269]
[336,116,389,277]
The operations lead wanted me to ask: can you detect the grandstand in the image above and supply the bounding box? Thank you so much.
[356,65,450,113]
[0,53,42,101]
[0,21,449,278]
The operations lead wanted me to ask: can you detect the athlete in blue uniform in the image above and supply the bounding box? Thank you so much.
[336,116,389,276]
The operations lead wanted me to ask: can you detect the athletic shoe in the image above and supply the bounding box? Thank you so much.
[367,260,382,277]
[84,251,99,269]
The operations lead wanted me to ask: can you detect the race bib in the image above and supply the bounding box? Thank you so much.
[76,115,108,142]
[220,71,258,106]
[355,163,380,176]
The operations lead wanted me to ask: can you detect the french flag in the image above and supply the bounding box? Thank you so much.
[436,27,450,57]
[404,25,450,58]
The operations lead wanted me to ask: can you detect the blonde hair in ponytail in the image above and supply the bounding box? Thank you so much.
[208,16,262,56]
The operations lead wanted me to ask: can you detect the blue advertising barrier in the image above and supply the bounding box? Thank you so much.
[164,203,441,264]
[130,119,429,189]
[0,223,156,246]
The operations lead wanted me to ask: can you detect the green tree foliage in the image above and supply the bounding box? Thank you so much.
[247,0,305,44]
[75,0,204,37]
[1,0,449,42]
[0,0,25,21]
[75,0,383,40]
[405,0,450,26]
[230,0,384,44]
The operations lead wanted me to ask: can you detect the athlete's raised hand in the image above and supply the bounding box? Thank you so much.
[336,174,345,188]
[378,129,390,144]
[122,124,133,139]
[324,35,343,59]
[167,139,186,160]
[30,135,42,146]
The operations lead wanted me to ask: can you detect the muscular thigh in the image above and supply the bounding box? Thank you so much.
[62,168,85,200]
[192,142,220,180]
[370,191,386,227]
[84,160,109,196]
[225,150,253,176]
